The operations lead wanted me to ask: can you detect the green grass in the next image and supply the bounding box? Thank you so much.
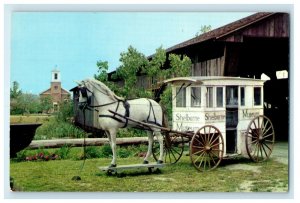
[10,115,52,124]
[10,153,288,192]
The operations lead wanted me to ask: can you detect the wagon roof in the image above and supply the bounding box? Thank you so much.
[163,76,265,85]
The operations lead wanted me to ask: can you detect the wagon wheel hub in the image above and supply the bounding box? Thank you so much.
[205,145,212,151]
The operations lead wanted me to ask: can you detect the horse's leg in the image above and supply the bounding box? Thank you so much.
[108,129,117,167]
[143,131,154,164]
[154,131,164,164]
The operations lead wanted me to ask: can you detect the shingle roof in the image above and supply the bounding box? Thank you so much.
[166,12,275,52]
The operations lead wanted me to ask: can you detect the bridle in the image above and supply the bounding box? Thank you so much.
[78,86,120,112]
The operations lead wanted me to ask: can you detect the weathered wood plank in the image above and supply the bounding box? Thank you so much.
[28,137,149,149]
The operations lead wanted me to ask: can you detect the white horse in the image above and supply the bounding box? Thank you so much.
[77,78,164,167]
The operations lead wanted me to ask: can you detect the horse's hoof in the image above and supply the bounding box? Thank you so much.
[143,160,149,164]
[109,164,117,168]
[157,160,163,164]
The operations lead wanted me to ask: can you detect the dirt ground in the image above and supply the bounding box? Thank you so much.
[226,142,289,192]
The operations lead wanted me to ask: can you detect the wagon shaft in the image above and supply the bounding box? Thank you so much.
[108,110,194,137]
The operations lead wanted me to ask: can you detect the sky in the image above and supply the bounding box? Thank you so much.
[10,12,254,95]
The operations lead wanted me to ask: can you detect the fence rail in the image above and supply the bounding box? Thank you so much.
[29,137,149,149]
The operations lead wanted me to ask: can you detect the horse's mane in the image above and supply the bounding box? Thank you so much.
[85,78,124,101]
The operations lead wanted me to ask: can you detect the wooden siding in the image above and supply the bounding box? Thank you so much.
[192,55,225,76]
[220,13,289,42]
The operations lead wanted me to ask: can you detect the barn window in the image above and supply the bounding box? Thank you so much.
[254,87,262,106]
[176,87,186,107]
[191,87,201,107]
[240,87,245,106]
[206,87,214,108]
[216,87,223,107]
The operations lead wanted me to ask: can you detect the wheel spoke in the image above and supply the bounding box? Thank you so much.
[262,141,272,152]
[191,148,205,156]
[262,133,274,140]
[211,141,223,149]
[210,135,220,146]
[191,125,224,171]
[261,143,270,158]
[262,125,273,136]
[194,136,205,147]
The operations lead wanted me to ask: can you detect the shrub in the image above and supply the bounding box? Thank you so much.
[100,144,113,158]
[117,128,147,138]
[84,146,101,159]
[55,145,71,159]
[35,120,85,140]
[117,147,132,158]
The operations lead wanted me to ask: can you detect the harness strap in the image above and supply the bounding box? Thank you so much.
[98,100,131,128]
[122,100,130,128]
[147,99,157,125]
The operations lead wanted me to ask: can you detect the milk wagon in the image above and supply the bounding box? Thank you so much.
[75,77,275,172]
[150,76,275,171]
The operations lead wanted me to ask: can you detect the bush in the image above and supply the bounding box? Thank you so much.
[100,144,113,158]
[12,144,150,162]
[35,119,85,140]
[117,128,148,138]
[84,146,102,159]
[55,145,71,159]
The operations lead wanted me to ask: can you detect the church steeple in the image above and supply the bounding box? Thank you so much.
[51,67,61,82]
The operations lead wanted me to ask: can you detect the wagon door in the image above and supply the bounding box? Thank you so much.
[226,86,239,154]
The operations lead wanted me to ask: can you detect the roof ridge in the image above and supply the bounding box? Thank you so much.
[166,12,276,52]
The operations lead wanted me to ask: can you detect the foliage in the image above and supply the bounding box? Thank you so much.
[55,100,73,122]
[115,46,149,98]
[167,54,192,78]
[10,92,41,115]
[55,145,71,159]
[142,46,166,78]
[10,81,22,99]
[94,60,109,82]
[99,144,113,158]
[95,46,192,120]
[39,96,53,114]
[116,128,148,138]
[35,119,85,140]
[195,25,212,37]
[10,81,53,115]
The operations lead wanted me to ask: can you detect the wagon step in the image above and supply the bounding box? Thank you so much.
[99,163,165,174]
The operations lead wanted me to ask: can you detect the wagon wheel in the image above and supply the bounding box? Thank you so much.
[152,132,185,164]
[190,125,224,172]
[245,115,275,162]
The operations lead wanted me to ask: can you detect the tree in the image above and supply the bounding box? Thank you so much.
[10,81,22,99]
[94,60,109,82]
[39,96,53,114]
[95,46,192,120]
[115,46,149,98]
[195,25,212,37]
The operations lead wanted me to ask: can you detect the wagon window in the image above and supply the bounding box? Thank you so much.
[254,87,262,106]
[206,87,214,108]
[176,87,186,107]
[216,87,223,107]
[226,86,238,107]
[240,87,245,106]
[191,87,201,107]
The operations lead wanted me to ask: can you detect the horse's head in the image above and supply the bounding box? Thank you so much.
[76,80,93,110]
